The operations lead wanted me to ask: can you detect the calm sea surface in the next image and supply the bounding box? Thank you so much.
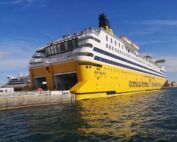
[0,88,177,142]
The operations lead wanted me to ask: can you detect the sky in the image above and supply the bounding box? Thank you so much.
[0,0,177,84]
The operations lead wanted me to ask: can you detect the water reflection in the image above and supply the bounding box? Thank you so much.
[0,89,177,142]
[77,89,177,141]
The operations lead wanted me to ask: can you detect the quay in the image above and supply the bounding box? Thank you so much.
[0,91,75,110]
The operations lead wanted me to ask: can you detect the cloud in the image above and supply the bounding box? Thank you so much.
[161,55,177,81]
[0,51,13,58]
[0,38,38,72]
[0,0,47,7]
[14,0,33,4]
[128,26,161,36]
[139,20,177,26]
[0,57,30,84]
[163,56,177,73]
[0,0,33,5]
[0,38,40,83]
[0,58,29,70]
[137,38,177,45]
[153,55,177,73]
[0,39,34,55]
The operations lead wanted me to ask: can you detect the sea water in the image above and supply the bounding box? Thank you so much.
[0,88,177,142]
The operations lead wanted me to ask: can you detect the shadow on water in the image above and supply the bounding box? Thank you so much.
[0,88,177,142]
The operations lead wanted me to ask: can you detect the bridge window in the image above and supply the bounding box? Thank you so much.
[74,52,93,57]
[106,35,108,41]
[45,38,78,56]
[78,43,93,48]
[53,45,58,54]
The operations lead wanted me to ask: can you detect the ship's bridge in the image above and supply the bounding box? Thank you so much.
[29,28,101,67]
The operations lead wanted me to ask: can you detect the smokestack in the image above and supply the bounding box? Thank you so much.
[99,13,113,34]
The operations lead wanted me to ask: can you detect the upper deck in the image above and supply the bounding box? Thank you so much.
[29,12,166,79]
[29,27,165,73]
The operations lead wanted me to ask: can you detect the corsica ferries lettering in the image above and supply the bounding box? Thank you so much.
[129,81,161,87]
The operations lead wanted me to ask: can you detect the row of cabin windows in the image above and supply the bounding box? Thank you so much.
[78,43,93,48]
[106,43,124,50]
[105,43,155,68]
[106,35,119,46]
[74,52,94,57]
[45,38,78,56]
[30,61,43,65]
[106,44,128,57]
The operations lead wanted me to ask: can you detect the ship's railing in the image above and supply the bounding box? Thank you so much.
[51,27,98,44]
[29,51,75,67]
[127,51,160,69]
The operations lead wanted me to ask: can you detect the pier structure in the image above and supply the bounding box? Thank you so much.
[0,91,75,110]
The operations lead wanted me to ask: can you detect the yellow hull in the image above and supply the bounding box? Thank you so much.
[29,60,166,100]
[70,61,166,100]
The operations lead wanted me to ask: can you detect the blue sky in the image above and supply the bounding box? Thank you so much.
[0,0,177,84]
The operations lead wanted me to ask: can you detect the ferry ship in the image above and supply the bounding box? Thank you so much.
[2,75,30,91]
[29,13,166,100]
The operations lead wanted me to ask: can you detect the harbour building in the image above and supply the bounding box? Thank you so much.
[29,13,166,100]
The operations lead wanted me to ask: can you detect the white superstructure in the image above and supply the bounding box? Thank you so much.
[30,27,166,79]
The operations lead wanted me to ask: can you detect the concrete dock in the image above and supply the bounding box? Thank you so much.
[0,91,75,110]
